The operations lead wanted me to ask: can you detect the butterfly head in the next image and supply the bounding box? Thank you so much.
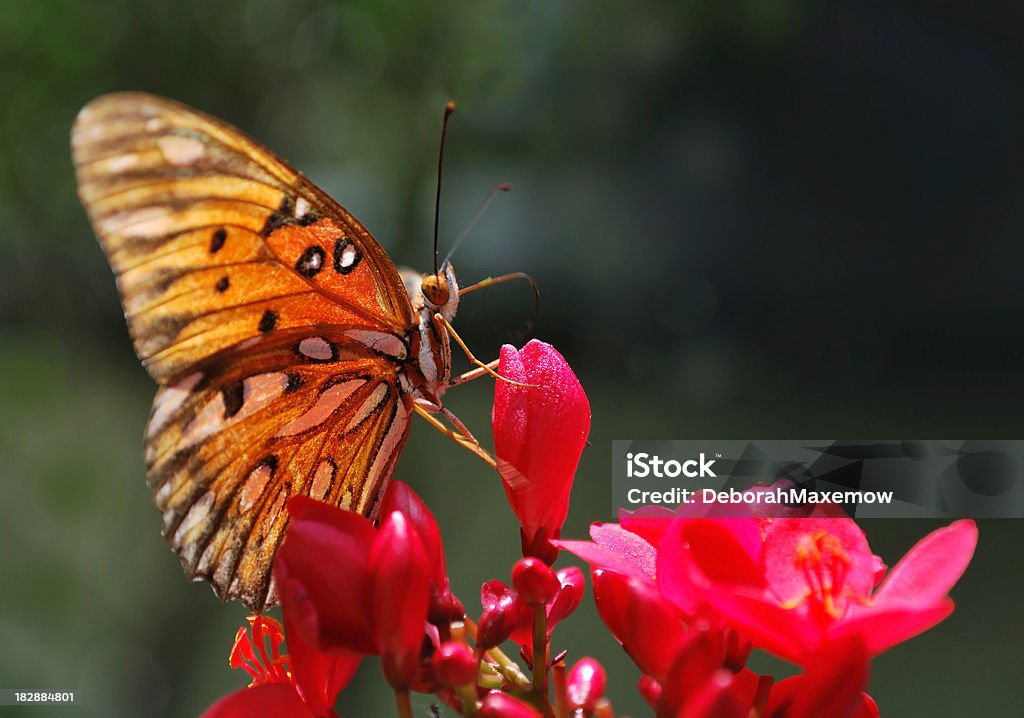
[421,263,460,321]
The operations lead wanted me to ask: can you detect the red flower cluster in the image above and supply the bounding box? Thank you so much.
[557,513,977,716]
[200,339,979,718]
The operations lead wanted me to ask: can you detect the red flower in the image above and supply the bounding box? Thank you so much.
[200,616,359,718]
[589,570,690,682]
[763,635,879,718]
[657,517,978,665]
[492,340,591,563]
[274,487,436,689]
[589,570,760,718]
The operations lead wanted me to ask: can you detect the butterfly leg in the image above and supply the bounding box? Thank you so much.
[432,314,534,388]
[413,403,496,468]
[449,359,500,387]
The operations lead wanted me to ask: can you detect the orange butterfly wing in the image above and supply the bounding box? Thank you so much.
[73,93,417,610]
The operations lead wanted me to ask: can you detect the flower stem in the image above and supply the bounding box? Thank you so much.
[457,683,479,716]
[551,660,568,718]
[465,617,531,687]
[395,688,413,718]
[532,606,550,693]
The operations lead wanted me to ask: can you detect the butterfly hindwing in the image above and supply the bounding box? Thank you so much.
[145,331,412,610]
[72,93,422,610]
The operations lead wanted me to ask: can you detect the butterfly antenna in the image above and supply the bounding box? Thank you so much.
[433,101,456,277]
[442,181,512,267]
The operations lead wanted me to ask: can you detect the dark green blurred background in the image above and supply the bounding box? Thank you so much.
[2,1,1023,715]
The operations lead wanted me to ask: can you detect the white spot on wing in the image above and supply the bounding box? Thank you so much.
[340,243,358,268]
[276,379,364,437]
[362,399,410,515]
[339,489,354,510]
[173,491,214,545]
[101,154,141,172]
[157,135,205,166]
[239,463,274,513]
[236,372,289,422]
[148,371,203,437]
[100,207,174,238]
[345,383,390,433]
[298,336,334,361]
[309,460,336,501]
[344,330,407,359]
[154,480,173,505]
[181,393,227,446]
[295,197,311,218]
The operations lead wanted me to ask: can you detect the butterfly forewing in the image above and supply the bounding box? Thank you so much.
[73,93,420,610]
[72,92,415,381]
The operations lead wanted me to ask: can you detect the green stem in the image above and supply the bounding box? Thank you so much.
[465,617,531,688]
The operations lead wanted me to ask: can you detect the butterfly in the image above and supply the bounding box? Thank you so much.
[72,93,507,611]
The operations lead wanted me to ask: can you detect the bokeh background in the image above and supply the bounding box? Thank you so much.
[2,0,1023,715]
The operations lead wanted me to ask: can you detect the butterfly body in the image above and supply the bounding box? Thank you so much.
[73,93,462,610]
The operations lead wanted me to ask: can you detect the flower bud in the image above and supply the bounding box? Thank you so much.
[478,691,544,718]
[370,512,431,689]
[512,557,560,606]
[430,588,465,625]
[637,675,662,708]
[566,657,607,713]
[432,641,478,688]
[477,581,527,650]
[493,340,591,562]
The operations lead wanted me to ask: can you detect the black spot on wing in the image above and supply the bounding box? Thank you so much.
[297,210,321,226]
[333,237,361,274]
[222,380,244,419]
[258,310,277,333]
[284,373,304,394]
[260,196,294,238]
[215,276,229,293]
[294,245,325,278]
[210,228,227,253]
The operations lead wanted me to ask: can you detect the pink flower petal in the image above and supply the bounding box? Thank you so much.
[762,519,880,606]
[872,520,978,606]
[833,601,955,656]
[657,519,766,615]
[553,522,657,581]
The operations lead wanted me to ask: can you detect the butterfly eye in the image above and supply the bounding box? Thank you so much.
[421,274,450,307]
